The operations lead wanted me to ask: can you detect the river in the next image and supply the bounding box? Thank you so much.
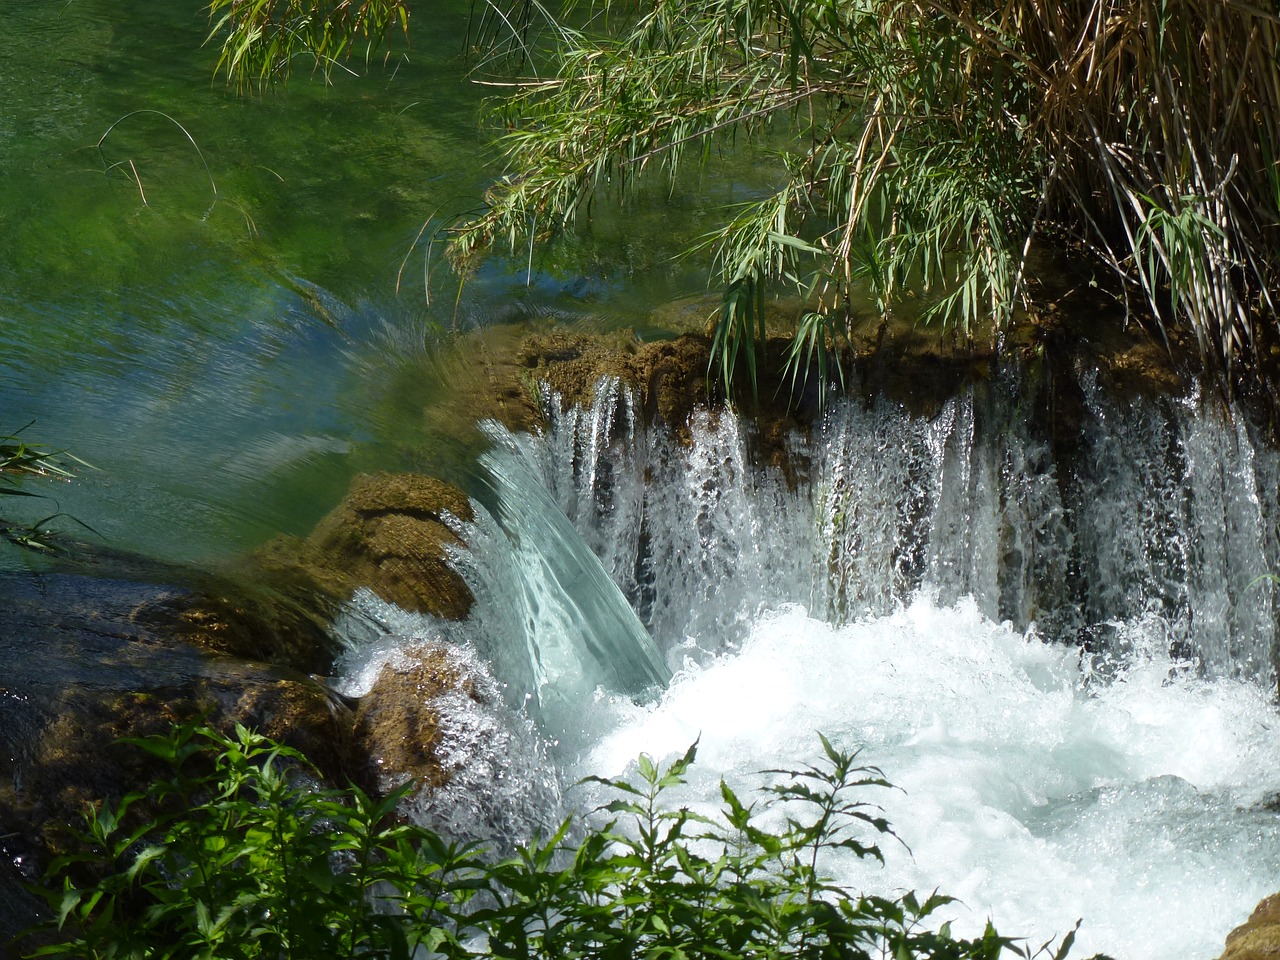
[2,3,1278,959]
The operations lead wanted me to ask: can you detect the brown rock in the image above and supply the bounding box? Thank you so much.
[253,471,477,624]
[515,330,713,435]
[308,473,474,619]
[340,472,473,519]
[1222,894,1280,959]
[351,644,480,794]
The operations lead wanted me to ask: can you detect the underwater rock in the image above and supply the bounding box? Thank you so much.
[0,569,360,930]
[16,544,343,674]
[130,577,338,674]
[1221,894,1280,959]
[256,471,476,623]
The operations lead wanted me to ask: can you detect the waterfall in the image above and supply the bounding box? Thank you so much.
[435,419,669,743]
[334,362,1280,960]
[521,368,1280,688]
[1072,377,1280,681]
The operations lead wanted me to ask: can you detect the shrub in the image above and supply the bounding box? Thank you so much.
[25,723,1098,960]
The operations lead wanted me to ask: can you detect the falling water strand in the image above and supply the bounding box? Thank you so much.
[1072,375,1280,683]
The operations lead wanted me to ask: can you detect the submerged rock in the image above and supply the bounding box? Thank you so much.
[130,576,338,674]
[1221,894,1280,960]
[0,569,362,932]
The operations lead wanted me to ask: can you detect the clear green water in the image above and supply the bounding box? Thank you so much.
[0,0,733,565]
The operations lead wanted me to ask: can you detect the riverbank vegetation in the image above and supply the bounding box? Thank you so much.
[210,0,1280,399]
[206,0,412,90]
[25,723,1098,959]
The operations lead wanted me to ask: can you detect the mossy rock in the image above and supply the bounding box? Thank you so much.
[252,471,476,624]
[515,330,713,430]
[351,644,481,794]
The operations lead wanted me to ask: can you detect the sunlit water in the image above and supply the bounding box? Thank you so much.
[0,0,724,566]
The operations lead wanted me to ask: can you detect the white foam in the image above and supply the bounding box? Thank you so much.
[570,597,1280,960]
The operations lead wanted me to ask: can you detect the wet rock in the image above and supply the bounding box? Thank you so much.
[130,579,338,674]
[0,570,361,932]
[45,544,341,674]
[420,323,548,441]
[516,330,712,431]
[254,472,476,623]
[351,643,479,794]
[499,293,1184,441]
[1221,894,1280,960]
[346,642,563,852]
[425,281,1191,458]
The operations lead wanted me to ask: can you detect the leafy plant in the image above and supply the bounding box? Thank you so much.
[27,722,479,960]
[442,0,1280,395]
[24,723,1104,960]
[206,0,412,91]
[195,0,1280,393]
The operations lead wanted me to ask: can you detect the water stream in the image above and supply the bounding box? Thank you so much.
[333,368,1280,960]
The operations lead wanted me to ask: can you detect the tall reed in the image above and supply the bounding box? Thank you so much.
[447,0,1280,392]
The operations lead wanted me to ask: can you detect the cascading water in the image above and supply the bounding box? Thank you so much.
[334,364,1280,960]
[525,369,1280,685]
[460,419,670,734]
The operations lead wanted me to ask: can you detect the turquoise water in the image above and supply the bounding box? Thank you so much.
[0,0,721,564]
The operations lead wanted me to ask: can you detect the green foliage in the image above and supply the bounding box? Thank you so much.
[446,0,1280,394]
[206,0,411,90]
[192,0,1280,390]
[25,723,1101,960]
[28,723,479,960]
